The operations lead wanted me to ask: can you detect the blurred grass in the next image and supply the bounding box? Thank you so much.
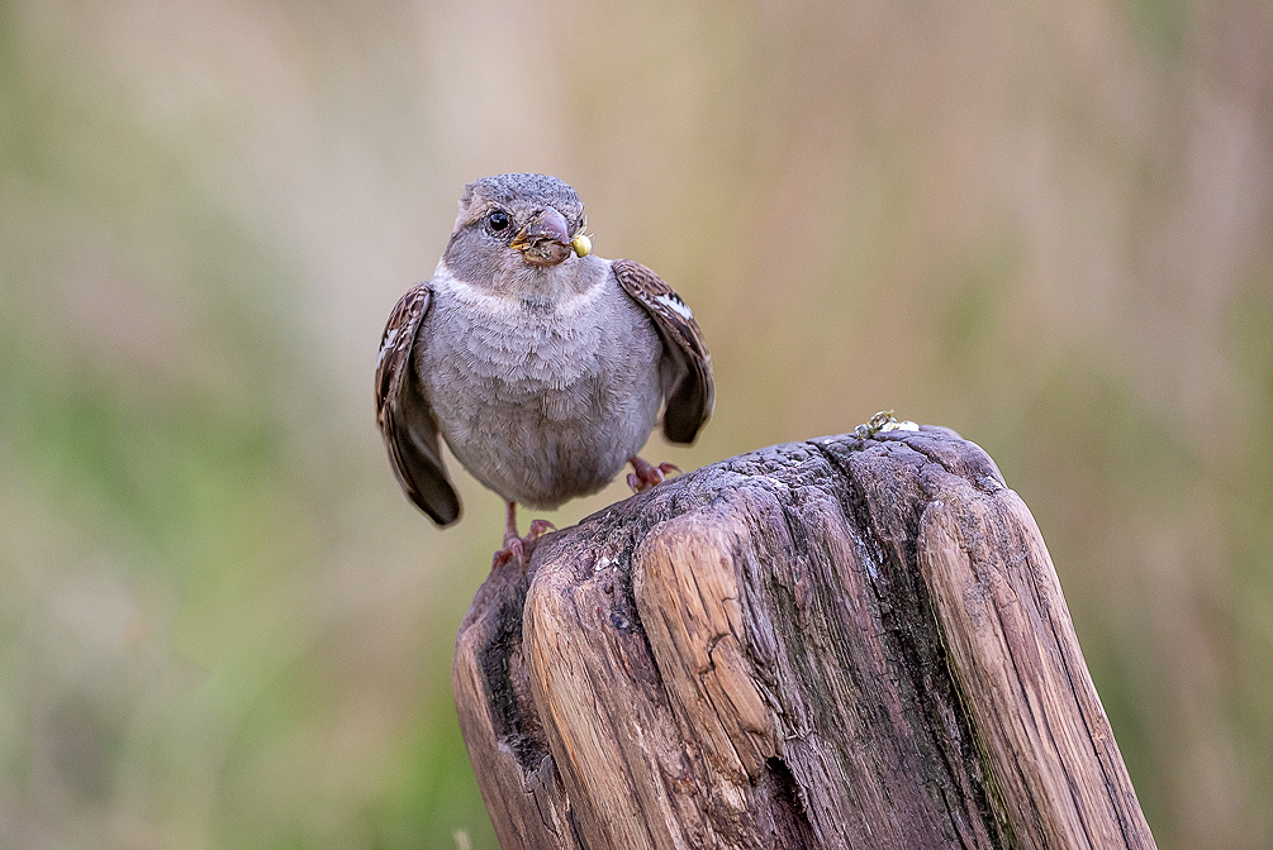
[2,0,1271,848]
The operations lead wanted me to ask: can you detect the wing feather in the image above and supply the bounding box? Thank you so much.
[375,283,461,525]
[612,259,714,444]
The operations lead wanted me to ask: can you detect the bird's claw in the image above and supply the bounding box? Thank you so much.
[492,519,557,571]
[491,539,523,571]
[627,457,682,493]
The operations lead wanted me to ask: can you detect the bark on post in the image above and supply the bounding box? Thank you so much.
[451,427,1157,849]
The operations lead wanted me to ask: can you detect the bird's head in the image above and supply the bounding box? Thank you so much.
[444,173,593,295]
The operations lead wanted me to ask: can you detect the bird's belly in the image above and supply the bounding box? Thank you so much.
[468,393,656,508]
[419,301,663,509]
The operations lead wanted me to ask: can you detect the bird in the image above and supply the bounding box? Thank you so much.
[375,173,713,569]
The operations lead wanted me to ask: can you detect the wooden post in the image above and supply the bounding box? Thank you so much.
[452,427,1157,849]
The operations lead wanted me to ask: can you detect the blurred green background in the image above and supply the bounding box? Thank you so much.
[1,0,1270,847]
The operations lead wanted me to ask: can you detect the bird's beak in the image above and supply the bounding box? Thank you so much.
[510,208,574,267]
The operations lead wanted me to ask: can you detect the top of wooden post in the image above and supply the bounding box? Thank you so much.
[452,426,1157,850]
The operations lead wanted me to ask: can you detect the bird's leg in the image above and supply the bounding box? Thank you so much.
[626,456,683,493]
[491,501,557,571]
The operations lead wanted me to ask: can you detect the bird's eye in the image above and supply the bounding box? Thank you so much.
[487,210,510,232]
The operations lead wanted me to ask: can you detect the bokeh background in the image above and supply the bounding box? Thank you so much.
[2,0,1270,847]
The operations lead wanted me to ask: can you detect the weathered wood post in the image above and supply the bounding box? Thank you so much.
[452,427,1157,849]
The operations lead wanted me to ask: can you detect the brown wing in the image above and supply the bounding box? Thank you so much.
[375,282,461,525]
[612,258,714,444]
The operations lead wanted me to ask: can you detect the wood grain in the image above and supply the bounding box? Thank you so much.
[452,427,1156,849]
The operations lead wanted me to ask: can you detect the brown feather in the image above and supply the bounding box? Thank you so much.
[612,259,714,444]
[375,283,461,525]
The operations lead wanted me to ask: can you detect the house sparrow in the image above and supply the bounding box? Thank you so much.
[376,173,713,569]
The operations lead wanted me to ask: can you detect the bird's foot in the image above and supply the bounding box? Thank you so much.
[626,456,682,493]
[492,505,556,572]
